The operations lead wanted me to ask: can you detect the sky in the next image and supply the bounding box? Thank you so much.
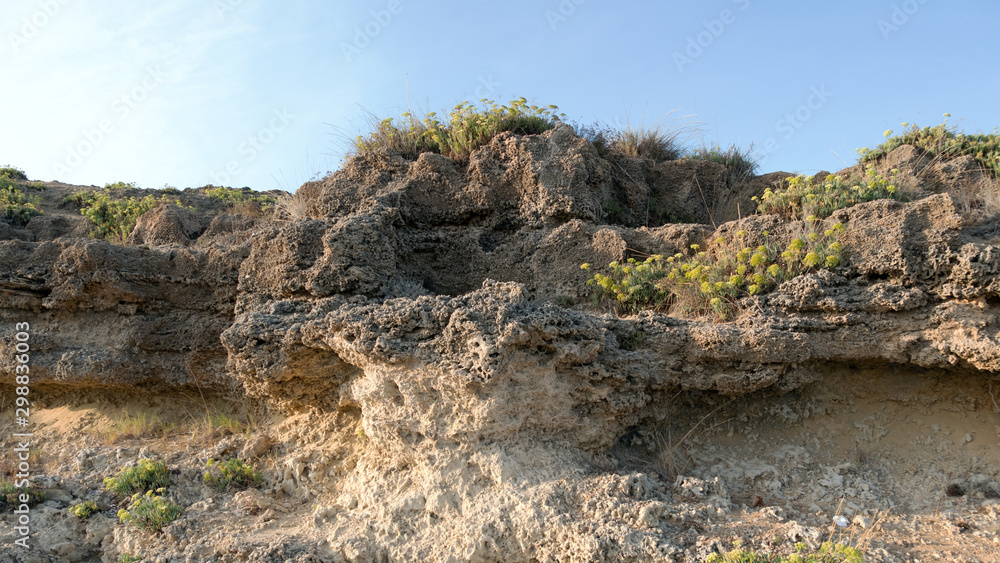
[2,0,998,192]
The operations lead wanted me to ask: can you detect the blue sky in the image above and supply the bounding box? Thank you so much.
[2,0,997,192]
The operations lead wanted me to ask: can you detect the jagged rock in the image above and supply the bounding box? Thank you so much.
[1,127,998,561]
[126,203,204,246]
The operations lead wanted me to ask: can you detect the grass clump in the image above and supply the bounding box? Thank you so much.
[203,458,262,492]
[120,555,143,563]
[584,224,844,319]
[754,167,906,220]
[0,480,45,507]
[689,144,759,179]
[0,179,43,226]
[69,500,99,519]
[859,116,1000,178]
[0,166,28,181]
[599,124,684,162]
[273,191,310,221]
[204,186,278,207]
[117,489,183,533]
[103,459,171,496]
[578,120,685,163]
[104,411,171,443]
[706,541,865,562]
[204,412,247,436]
[354,97,564,162]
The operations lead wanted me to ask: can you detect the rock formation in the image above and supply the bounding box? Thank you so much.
[0,126,998,561]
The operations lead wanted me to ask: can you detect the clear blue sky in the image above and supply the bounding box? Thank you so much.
[2,1,997,192]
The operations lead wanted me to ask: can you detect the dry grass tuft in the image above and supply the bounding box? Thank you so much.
[952,172,1000,224]
[605,124,685,162]
[102,411,173,444]
[273,191,311,221]
[579,118,687,163]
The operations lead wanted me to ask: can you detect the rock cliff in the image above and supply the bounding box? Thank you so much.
[1,126,998,561]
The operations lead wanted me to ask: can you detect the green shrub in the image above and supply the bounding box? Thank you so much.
[103,459,171,496]
[354,97,564,162]
[79,193,164,241]
[689,144,758,178]
[754,167,906,220]
[69,500,99,519]
[203,458,262,492]
[0,480,45,507]
[105,181,138,191]
[0,166,28,181]
[706,541,865,562]
[120,555,143,563]
[0,179,43,226]
[204,186,277,207]
[117,489,183,533]
[61,190,97,208]
[859,116,1000,178]
[584,224,844,319]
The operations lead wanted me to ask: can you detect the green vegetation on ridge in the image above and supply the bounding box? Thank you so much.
[689,144,759,178]
[0,166,28,181]
[859,115,1000,178]
[204,186,278,207]
[354,97,565,161]
[64,185,191,242]
[0,179,43,226]
[754,166,907,220]
[79,193,169,241]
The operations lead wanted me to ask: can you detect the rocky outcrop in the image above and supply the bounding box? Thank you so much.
[0,130,998,561]
[0,238,246,391]
[126,203,204,247]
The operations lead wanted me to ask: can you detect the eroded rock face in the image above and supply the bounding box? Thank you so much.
[1,135,998,560]
[213,139,999,559]
[0,238,246,391]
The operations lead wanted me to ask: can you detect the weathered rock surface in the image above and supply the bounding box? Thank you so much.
[0,238,246,391]
[0,133,998,561]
